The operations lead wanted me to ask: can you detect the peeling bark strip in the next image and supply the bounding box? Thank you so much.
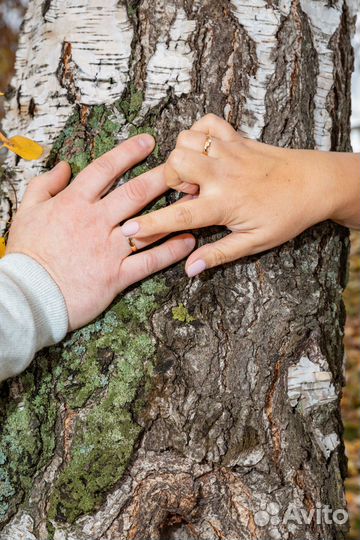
[0,1,355,539]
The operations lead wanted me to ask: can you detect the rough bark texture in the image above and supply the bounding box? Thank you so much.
[0,1,357,539]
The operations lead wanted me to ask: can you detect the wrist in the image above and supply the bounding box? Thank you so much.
[328,152,360,229]
[296,150,359,229]
[289,149,336,227]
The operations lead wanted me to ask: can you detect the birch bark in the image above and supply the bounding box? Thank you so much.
[0,1,357,539]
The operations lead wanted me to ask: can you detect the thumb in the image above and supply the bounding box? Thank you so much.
[22,161,72,207]
[185,232,257,277]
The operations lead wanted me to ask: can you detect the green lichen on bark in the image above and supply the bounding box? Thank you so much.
[47,85,159,179]
[0,362,57,521]
[119,84,144,123]
[172,303,196,323]
[48,277,169,524]
[91,116,120,160]
[47,108,90,175]
[47,104,124,175]
[1,89,169,527]
[125,1,138,20]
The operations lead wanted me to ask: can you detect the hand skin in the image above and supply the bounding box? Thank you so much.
[120,114,360,278]
[6,134,195,330]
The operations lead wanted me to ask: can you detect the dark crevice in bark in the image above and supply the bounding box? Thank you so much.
[55,41,79,104]
[27,97,36,118]
[262,0,318,147]
[328,2,354,152]
[189,0,257,129]
[42,0,52,19]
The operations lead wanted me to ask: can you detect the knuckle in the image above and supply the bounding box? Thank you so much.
[177,130,190,147]
[235,135,249,150]
[164,161,177,186]
[218,205,232,226]
[212,246,228,266]
[58,189,72,207]
[166,241,180,261]
[123,178,148,203]
[167,148,183,170]
[175,205,193,227]
[143,251,157,275]
[27,175,41,191]
[205,113,219,124]
[92,156,116,177]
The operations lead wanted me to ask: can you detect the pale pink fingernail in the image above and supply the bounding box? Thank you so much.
[121,221,140,236]
[138,134,154,149]
[184,237,196,250]
[186,259,206,277]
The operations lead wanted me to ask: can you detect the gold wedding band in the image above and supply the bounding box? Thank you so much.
[128,238,138,253]
[203,133,212,156]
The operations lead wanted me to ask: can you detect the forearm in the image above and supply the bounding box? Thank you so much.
[0,254,68,382]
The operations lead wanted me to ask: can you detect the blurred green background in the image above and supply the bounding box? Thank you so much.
[0,0,358,537]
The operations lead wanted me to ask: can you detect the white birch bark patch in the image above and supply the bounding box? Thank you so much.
[1,0,133,232]
[0,513,37,540]
[143,7,196,108]
[287,355,337,412]
[230,0,291,140]
[231,0,342,148]
[314,429,340,459]
[300,0,342,150]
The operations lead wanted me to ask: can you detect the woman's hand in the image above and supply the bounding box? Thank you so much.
[6,134,195,330]
[121,114,360,277]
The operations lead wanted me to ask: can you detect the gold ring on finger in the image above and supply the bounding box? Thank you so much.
[202,132,212,156]
[128,238,138,253]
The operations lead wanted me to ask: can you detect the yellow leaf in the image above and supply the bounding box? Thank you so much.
[0,238,6,259]
[4,135,44,161]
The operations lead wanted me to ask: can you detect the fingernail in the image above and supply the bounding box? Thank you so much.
[121,221,140,237]
[186,259,206,278]
[53,161,63,170]
[138,134,154,149]
[184,236,196,250]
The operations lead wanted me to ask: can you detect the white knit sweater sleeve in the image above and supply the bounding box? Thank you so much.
[0,254,68,382]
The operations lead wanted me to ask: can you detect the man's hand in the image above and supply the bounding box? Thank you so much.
[6,134,195,330]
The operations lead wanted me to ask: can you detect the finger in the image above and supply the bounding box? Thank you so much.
[102,165,167,225]
[113,229,167,252]
[175,182,199,195]
[120,197,221,239]
[22,161,72,207]
[70,134,155,201]
[120,234,196,290]
[164,147,217,190]
[184,232,257,277]
[191,113,237,141]
[166,131,225,193]
[176,129,226,158]
[111,195,194,251]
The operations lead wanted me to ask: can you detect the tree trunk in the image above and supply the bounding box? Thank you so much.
[0,1,356,539]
